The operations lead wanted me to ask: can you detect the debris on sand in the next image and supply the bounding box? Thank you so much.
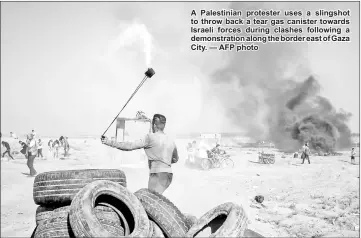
[255,195,264,204]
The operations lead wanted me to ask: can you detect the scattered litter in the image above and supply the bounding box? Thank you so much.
[255,195,264,204]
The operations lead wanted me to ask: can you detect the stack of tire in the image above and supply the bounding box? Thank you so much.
[30,169,264,237]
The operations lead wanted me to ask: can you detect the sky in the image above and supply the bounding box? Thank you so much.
[1,2,359,138]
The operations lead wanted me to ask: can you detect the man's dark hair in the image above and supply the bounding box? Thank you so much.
[152,114,166,131]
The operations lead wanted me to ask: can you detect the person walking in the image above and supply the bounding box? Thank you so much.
[37,139,44,159]
[1,141,15,160]
[26,134,37,176]
[301,142,311,164]
[351,147,356,164]
[101,114,179,194]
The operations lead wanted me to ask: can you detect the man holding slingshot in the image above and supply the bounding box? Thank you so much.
[101,114,179,194]
[100,69,178,194]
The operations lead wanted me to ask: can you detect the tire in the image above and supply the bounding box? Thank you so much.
[69,180,149,237]
[134,188,188,237]
[185,202,249,237]
[201,159,212,171]
[93,204,125,236]
[35,206,57,225]
[33,169,127,206]
[34,206,74,238]
[150,220,165,238]
[97,202,130,236]
[35,205,125,238]
[184,213,198,229]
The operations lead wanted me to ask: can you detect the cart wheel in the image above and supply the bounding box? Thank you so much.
[201,159,211,171]
[222,158,234,169]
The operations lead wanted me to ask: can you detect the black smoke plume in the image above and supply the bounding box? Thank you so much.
[210,2,353,153]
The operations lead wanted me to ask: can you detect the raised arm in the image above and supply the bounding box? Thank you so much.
[103,135,150,151]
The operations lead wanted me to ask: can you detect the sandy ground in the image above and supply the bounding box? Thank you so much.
[1,137,360,237]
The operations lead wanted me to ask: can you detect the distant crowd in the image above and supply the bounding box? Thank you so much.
[0,130,70,176]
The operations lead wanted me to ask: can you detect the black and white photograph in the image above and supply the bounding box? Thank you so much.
[0,1,360,237]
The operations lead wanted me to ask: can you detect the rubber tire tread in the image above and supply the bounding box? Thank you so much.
[94,205,125,236]
[33,169,127,206]
[35,205,125,238]
[184,213,198,230]
[98,202,131,236]
[134,188,188,237]
[35,206,57,225]
[69,180,149,237]
[151,220,165,238]
[185,202,249,237]
[34,206,74,238]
